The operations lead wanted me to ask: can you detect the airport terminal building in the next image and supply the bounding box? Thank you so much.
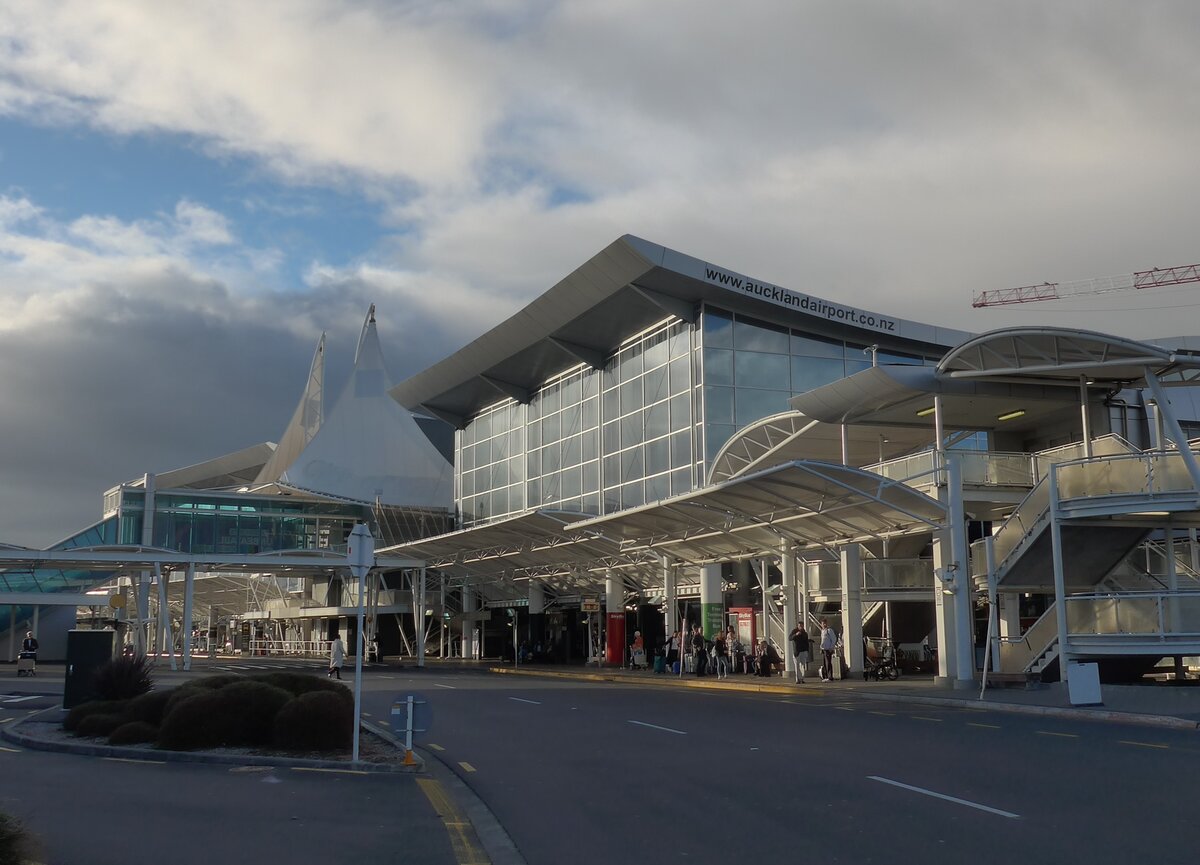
[6,234,1200,695]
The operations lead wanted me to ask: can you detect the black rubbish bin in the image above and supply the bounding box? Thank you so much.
[63,630,115,709]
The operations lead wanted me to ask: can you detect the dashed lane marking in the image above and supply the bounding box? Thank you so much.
[868,711,895,717]
[508,697,541,705]
[291,767,370,776]
[1119,740,1169,750]
[103,757,166,765]
[628,720,687,735]
[912,716,944,722]
[833,707,855,712]
[868,775,1020,820]
[417,777,489,865]
[428,743,445,751]
[968,722,1001,729]
[0,696,37,703]
[0,746,22,753]
[458,762,476,773]
[1036,731,1078,738]
[434,683,456,689]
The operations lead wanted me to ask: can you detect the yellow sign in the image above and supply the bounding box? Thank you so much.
[108,594,127,610]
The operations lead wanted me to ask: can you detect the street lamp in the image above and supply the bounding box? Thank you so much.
[347,523,375,764]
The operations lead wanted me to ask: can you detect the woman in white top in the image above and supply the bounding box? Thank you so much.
[328,634,346,680]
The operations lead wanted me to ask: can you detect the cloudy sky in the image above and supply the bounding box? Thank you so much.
[2,1,1200,545]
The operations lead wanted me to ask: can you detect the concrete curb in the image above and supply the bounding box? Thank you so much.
[0,707,423,772]
[487,667,1200,731]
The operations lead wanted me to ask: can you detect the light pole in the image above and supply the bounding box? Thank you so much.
[347,523,375,764]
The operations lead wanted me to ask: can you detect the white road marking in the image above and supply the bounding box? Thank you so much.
[868,776,1020,819]
[433,683,456,689]
[508,697,541,705]
[628,720,687,735]
[0,696,37,703]
[227,665,253,670]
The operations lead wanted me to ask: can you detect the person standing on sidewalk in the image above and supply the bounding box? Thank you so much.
[819,620,837,682]
[712,631,729,679]
[789,623,810,683]
[691,625,707,677]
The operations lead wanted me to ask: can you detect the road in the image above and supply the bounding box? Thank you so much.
[359,670,1200,865]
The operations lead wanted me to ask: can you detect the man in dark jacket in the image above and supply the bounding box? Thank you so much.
[690,626,707,677]
[789,624,810,684]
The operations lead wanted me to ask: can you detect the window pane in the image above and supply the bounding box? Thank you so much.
[644,335,669,370]
[602,420,619,454]
[526,420,540,448]
[644,365,668,404]
[670,430,692,468]
[562,377,582,405]
[620,412,642,449]
[706,424,735,463]
[582,428,598,462]
[542,443,560,474]
[603,453,620,485]
[540,385,559,416]
[644,402,669,440]
[671,467,693,495]
[541,412,560,443]
[735,389,790,427]
[618,347,643,382]
[669,356,690,394]
[526,449,540,478]
[877,350,922,365]
[561,403,582,437]
[562,434,582,468]
[704,348,733,386]
[704,386,734,426]
[561,466,581,500]
[645,473,670,504]
[582,396,598,430]
[735,351,790,390]
[734,316,789,354]
[620,378,642,415]
[670,327,691,358]
[791,332,844,359]
[620,448,644,482]
[645,437,670,476]
[621,480,645,509]
[845,360,871,377]
[791,356,845,393]
[583,460,599,493]
[670,393,691,431]
[602,386,619,421]
[703,307,733,348]
[582,371,599,398]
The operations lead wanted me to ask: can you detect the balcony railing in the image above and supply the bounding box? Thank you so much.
[1065,591,1200,638]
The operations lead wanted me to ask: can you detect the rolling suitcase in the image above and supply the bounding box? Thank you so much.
[653,655,665,673]
[832,652,843,681]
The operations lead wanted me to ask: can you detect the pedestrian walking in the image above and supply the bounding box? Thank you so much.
[713,632,729,679]
[819,620,837,681]
[328,633,345,680]
[789,622,809,683]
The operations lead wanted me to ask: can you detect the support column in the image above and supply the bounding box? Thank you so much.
[31,607,39,643]
[1145,369,1200,491]
[417,567,426,668]
[1049,468,1071,684]
[947,456,974,687]
[528,579,545,653]
[699,564,722,639]
[605,572,624,666]
[840,545,863,676]
[461,587,476,659]
[662,557,676,645]
[780,541,796,676]
[440,574,447,659]
[135,571,151,657]
[183,563,195,671]
[6,607,14,662]
[1080,376,1093,459]
[932,531,957,684]
[155,563,177,671]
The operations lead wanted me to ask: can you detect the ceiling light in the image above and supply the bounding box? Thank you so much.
[1131,511,1170,517]
[996,409,1026,422]
[916,406,936,417]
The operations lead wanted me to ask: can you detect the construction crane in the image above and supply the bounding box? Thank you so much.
[972,263,1200,308]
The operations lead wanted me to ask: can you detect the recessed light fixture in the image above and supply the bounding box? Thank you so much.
[916,406,936,417]
[1131,511,1170,517]
[996,409,1026,421]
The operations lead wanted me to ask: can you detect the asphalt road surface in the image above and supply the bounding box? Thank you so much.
[360,670,1200,865]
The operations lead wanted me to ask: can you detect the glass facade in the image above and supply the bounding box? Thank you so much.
[456,304,943,526]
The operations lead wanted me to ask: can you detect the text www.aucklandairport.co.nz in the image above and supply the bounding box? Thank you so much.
[704,267,897,333]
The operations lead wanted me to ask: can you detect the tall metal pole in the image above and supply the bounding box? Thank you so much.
[417,566,426,668]
[183,562,195,671]
[347,523,375,764]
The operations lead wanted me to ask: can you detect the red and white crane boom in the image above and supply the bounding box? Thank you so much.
[972,263,1200,308]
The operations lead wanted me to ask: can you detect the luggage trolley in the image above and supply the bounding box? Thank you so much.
[16,651,36,677]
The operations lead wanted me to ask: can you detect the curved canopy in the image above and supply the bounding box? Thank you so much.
[707,410,935,483]
[937,327,1176,382]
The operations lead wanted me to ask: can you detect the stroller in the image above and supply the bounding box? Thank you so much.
[863,639,899,681]
[16,651,36,677]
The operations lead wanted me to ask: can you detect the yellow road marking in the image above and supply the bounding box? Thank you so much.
[102,757,166,765]
[458,761,476,773]
[1036,731,1078,738]
[417,777,489,865]
[1119,740,1169,750]
[428,743,445,751]
[291,767,370,776]
[968,722,1001,729]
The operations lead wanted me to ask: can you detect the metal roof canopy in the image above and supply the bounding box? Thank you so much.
[380,510,653,586]
[567,460,947,567]
[707,410,938,484]
[0,546,421,577]
[936,327,1194,383]
[787,363,1087,434]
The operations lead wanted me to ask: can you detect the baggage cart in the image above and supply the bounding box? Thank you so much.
[16,651,36,677]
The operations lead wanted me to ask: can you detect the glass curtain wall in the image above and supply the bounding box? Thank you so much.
[698,306,939,464]
[457,318,697,525]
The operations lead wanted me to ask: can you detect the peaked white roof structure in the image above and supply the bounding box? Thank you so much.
[255,333,325,485]
[276,306,454,509]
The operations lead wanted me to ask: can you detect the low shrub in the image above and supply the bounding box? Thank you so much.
[108,721,159,746]
[250,672,353,704]
[157,681,292,750]
[272,690,353,753]
[64,700,129,733]
[75,713,125,739]
[91,655,153,702]
[162,675,241,718]
[0,811,35,865]
[124,690,173,726]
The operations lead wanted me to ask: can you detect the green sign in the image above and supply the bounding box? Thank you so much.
[702,603,724,639]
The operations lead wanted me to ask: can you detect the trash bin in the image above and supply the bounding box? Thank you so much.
[63,629,115,709]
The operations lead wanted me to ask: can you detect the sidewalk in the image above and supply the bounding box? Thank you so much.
[486,662,1200,730]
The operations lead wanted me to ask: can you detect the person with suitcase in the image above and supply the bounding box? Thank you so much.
[17,630,38,677]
